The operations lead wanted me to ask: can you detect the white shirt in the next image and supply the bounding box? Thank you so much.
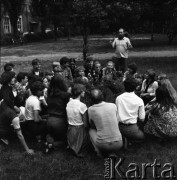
[112,37,132,58]
[66,98,87,126]
[88,102,122,142]
[115,92,145,124]
[12,117,21,130]
[25,95,41,121]
[141,80,158,96]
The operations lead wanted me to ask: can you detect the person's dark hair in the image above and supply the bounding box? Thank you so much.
[4,63,15,72]
[60,56,69,66]
[124,77,137,92]
[30,81,45,96]
[0,71,16,85]
[90,89,103,104]
[70,58,76,64]
[45,71,53,76]
[72,84,85,98]
[153,86,176,112]
[48,74,68,96]
[128,62,137,74]
[146,69,156,84]
[16,72,28,83]
[32,58,40,66]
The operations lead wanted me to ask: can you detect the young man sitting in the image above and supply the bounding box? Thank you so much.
[115,77,145,143]
[23,81,47,140]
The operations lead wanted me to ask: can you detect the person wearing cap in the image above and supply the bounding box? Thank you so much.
[4,63,15,72]
[60,56,73,82]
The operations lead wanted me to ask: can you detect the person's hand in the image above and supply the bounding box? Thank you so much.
[14,106,20,114]
[67,87,72,94]
[26,149,34,155]
[140,93,146,97]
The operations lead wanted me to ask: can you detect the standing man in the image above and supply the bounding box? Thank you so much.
[110,28,132,73]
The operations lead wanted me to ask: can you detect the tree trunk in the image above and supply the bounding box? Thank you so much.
[10,16,18,37]
[67,21,71,41]
[168,30,174,45]
[83,22,89,61]
[54,24,58,41]
[150,22,154,42]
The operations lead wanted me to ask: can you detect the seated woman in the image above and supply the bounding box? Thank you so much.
[140,69,158,105]
[45,75,70,152]
[144,82,177,139]
[0,71,20,113]
[158,74,177,104]
[66,84,89,157]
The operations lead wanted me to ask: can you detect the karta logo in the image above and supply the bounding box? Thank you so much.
[104,158,176,179]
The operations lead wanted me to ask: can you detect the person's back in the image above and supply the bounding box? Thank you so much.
[115,77,145,142]
[88,102,122,142]
[88,89,123,156]
[116,92,144,124]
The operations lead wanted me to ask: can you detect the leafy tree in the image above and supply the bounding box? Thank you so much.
[1,0,25,36]
[163,0,177,44]
[31,0,50,34]
[73,0,106,61]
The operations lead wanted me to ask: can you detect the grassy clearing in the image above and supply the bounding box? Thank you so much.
[0,57,177,180]
[1,35,177,179]
[1,34,177,57]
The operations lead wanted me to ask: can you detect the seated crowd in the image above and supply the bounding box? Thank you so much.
[0,57,177,157]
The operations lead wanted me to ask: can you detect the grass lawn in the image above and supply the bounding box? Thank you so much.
[0,57,177,180]
[1,34,177,57]
[1,34,177,180]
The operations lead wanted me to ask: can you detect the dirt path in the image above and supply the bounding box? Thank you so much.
[1,50,177,63]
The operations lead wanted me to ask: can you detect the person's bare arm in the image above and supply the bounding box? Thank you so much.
[33,110,42,122]
[16,130,34,155]
[12,117,34,155]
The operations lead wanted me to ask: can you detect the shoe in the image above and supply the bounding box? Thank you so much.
[1,138,9,145]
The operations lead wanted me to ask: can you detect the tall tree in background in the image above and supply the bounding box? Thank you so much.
[73,0,106,61]
[1,0,25,36]
[47,0,65,41]
[163,0,177,44]
[31,0,49,34]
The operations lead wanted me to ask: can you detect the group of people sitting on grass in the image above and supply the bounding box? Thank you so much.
[0,56,177,157]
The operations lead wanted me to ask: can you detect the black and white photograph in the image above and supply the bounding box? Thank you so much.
[0,0,177,179]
